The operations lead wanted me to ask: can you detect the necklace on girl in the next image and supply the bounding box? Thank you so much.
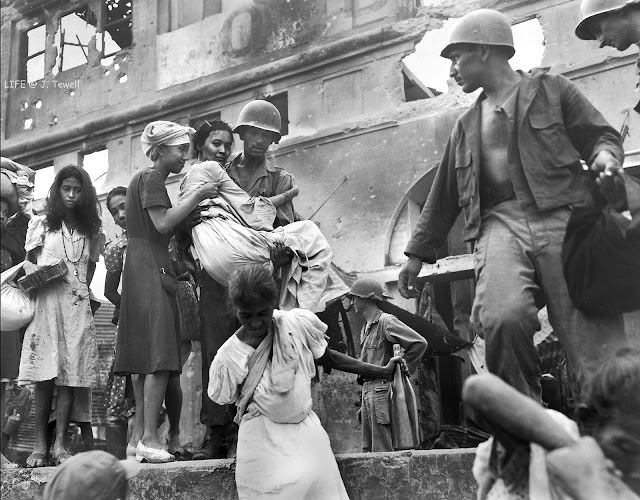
[62,222,86,278]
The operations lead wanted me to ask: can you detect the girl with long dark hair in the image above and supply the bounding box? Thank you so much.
[18,165,105,467]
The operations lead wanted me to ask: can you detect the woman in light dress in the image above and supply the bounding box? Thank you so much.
[209,265,404,499]
[19,165,104,467]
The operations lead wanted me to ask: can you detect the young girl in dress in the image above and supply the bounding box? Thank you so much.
[19,165,104,467]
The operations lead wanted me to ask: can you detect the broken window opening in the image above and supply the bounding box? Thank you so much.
[100,0,133,57]
[54,7,97,74]
[21,3,131,81]
[266,92,289,137]
[402,60,441,102]
[32,163,55,201]
[24,24,46,83]
[82,147,109,194]
[157,0,222,34]
[511,18,545,73]
[52,2,132,74]
[401,16,545,101]
[401,18,459,98]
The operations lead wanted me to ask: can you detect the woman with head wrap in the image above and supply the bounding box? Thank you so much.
[113,121,218,463]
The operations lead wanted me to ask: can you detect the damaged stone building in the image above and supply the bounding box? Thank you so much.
[1,0,638,461]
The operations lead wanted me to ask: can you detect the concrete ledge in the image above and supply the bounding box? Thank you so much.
[1,448,477,499]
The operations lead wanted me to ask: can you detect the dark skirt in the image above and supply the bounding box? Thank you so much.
[114,237,181,375]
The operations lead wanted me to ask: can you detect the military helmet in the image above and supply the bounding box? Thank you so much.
[349,278,392,301]
[575,0,640,40]
[233,100,282,142]
[440,9,515,59]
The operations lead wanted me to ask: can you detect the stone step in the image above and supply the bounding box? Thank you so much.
[1,448,476,500]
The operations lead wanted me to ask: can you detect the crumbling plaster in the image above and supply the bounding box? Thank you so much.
[1,0,637,258]
[2,0,136,156]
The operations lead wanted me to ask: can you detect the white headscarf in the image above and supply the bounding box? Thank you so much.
[141,121,194,158]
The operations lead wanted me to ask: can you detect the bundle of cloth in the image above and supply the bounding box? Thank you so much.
[179,160,334,312]
[1,157,35,216]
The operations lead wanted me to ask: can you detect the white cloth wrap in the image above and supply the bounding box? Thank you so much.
[180,161,333,312]
[140,121,194,158]
[207,309,349,500]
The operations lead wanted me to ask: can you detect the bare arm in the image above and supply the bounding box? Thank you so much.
[148,182,219,234]
[463,373,575,450]
[268,186,299,207]
[22,249,45,286]
[319,348,404,378]
[87,259,96,288]
[104,270,121,307]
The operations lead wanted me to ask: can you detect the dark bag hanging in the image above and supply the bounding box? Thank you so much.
[562,182,640,317]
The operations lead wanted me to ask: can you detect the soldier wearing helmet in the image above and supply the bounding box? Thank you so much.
[345,277,427,452]
[191,102,299,460]
[575,0,640,219]
[575,0,640,52]
[399,9,628,401]
[227,99,299,228]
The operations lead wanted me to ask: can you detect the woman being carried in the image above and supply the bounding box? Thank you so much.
[179,158,332,312]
